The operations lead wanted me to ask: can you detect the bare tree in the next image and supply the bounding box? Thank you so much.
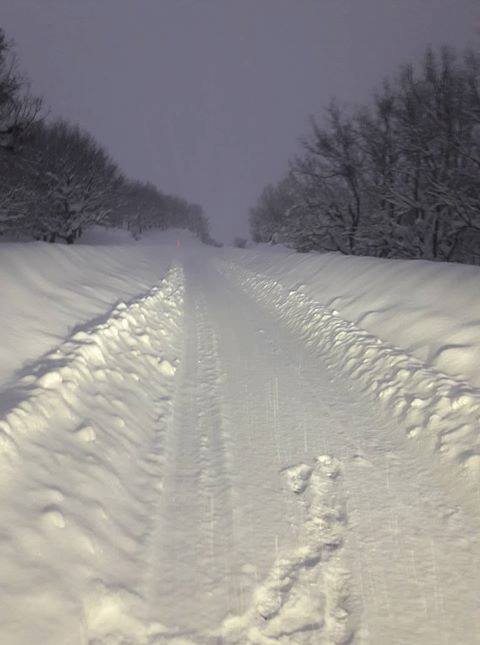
[250,45,480,265]
[0,28,42,236]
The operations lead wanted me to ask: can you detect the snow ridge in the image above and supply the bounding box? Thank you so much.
[0,265,183,470]
[0,264,185,644]
[217,260,480,486]
[217,455,353,644]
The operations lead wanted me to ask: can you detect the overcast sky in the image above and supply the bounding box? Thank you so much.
[2,0,478,241]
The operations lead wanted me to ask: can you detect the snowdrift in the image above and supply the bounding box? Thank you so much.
[0,228,195,388]
[227,246,480,389]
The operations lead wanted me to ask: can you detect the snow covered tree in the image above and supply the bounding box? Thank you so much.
[114,181,213,243]
[0,27,212,244]
[249,173,301,245]
[23,120,123,243]
[365,47,480,261]
[115,180,168,236]
[298,104,368,253]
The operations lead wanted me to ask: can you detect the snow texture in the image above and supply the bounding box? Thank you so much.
[0,231,479,643]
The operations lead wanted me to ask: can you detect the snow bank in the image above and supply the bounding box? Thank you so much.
[0,229,194,388]
[0,264,184,643]
[218,257,480,488]
[217,248,480,498]
[225,247,480,389]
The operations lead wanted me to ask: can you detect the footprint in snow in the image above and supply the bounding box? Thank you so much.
[41,505,66,528]
[74,424,96,442]
[159,360,176,376]
[282,463,313,494]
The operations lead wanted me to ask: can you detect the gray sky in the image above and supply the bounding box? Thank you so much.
[2,0,478,241]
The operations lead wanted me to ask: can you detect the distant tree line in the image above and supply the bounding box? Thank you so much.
[0,28,216,245]
[250,46,480,264]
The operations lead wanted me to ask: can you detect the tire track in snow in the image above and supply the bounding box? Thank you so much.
[0,265,185,644]
[195,293,234,596]
[145,274,234,639]
[165,259,358,644]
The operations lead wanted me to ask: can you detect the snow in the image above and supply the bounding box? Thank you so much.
[0,228,194,388]
[229,246,480,388]
[0,232,479,643]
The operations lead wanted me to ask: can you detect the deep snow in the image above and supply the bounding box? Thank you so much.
[227,247,480,388]
[0,231,479,644]
[0,229,191,388]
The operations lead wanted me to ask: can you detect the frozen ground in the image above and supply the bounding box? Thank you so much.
[0,232,479,644]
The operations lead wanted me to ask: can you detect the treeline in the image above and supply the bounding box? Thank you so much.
[250,46,480,264]
[0,28,214,244]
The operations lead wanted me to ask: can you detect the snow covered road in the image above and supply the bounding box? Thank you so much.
[0,247,479,644]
